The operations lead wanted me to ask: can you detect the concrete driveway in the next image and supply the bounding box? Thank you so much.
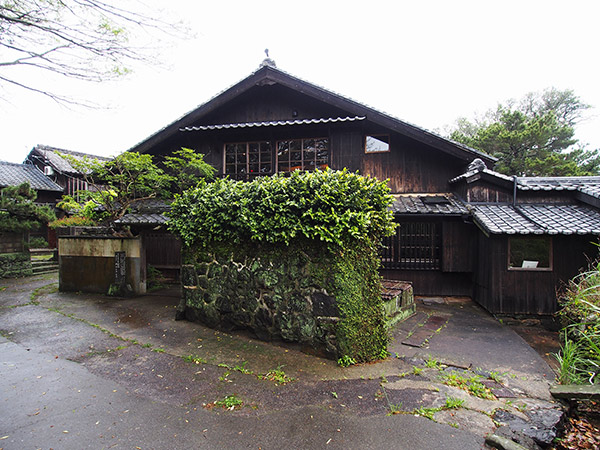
[0,274,562,449]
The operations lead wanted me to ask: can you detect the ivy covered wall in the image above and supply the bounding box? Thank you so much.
[169,169,396,363]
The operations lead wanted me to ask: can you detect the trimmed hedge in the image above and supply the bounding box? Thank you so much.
[168,169,395,363]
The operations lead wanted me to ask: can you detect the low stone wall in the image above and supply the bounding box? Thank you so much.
[58,236,145,295]
[0,252,33,278]
[180,246,348,358]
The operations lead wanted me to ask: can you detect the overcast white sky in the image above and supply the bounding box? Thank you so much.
[1,0,599,164]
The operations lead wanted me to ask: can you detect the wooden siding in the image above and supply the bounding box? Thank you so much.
[143,232,181,278]
[381,269,473,297]
[474,234,597,315]
[362,135,465,193]
[442,221,475,273]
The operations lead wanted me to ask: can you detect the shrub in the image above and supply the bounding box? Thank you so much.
[48,215,97,229]
[556,261,600,384]
[168,169,396,363]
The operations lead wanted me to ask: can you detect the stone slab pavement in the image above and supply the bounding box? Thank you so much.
[0,275,563,449]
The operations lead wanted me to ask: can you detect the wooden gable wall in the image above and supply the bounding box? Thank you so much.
[149,83,467,194]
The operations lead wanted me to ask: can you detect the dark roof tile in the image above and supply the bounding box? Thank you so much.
[0,161,63,192]
[471,203,600,235]
[391,194,468,215]
[181,116,365,132]
[28,145,110,175]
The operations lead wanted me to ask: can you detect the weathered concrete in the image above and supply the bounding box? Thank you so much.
[0,275,565,449]
[59,236,145,295]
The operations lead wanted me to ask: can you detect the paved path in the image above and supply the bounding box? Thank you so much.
[0,275,561,449]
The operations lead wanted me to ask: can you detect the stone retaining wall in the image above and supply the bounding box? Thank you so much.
[0,252,33,278]
[180,246,343,357]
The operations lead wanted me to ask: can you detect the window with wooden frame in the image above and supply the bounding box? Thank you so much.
[224,141,273,178]
[508,236,552,271]
[365,134,390,153]
[381,221,441,270]
[277,137,329,172]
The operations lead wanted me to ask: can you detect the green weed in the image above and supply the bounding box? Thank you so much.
[425,355,441,369]
[440,371,495,400]
[387,403,403,415]
[444,396,465,409]
[260,366,295,385]
[414,406,442,420]
[183,354,206,364]
[213,394,243,409]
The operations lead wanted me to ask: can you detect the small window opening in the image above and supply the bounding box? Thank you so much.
[365,135,390,153]
[508,237,552,271]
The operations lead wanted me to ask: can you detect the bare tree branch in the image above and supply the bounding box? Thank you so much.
[0,0,187,106]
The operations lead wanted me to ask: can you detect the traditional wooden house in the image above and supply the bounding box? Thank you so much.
[126,59,600,316]
[24,145,110,200]
[451,163,600,315]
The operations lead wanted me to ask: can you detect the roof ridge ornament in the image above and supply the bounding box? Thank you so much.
[260,48,277,68]
[468,158,487,173]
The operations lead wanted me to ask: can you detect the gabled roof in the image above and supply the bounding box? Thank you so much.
[129,63,496,165]
[449,159,514,186]
[26,145,110,176]
[470,203,600,235]
[391,193,468,216]
[0,161,63,192]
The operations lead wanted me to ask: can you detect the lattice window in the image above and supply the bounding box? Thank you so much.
[381,222,441,270]
[277,138,329,172]
[224,141,273,178]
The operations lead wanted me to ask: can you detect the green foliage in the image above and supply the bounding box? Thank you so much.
[171,169,395,364]
[425,355,441,369]
[163,148,216,194]
[0,252,32,278]
[58,149,214,225]
[444,396,465,409]
[0,182,55,232]
[26,236,48,249]
[146,265,166,292]
[337,355,357,367]
[182,354,206,364]
[449,88,599,176]
[556,261,600,384]
[48,215,97,229]
[168,168,395,249]
[414,406,442,420]
[440,371,495,400]
[213,394,243,409]
[259,366,295,385]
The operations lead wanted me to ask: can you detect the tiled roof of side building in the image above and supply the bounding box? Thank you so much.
[28,145,110,175]
[470,203,600,235]
[516,176,600,192]
[114,199,171,226]
[391,194,469,215]
[115,213,168,226]
[0,161,63,192]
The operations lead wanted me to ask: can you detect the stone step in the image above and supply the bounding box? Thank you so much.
[31,259,57,266]
[550,384,600,400]
[32,264,58,274]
